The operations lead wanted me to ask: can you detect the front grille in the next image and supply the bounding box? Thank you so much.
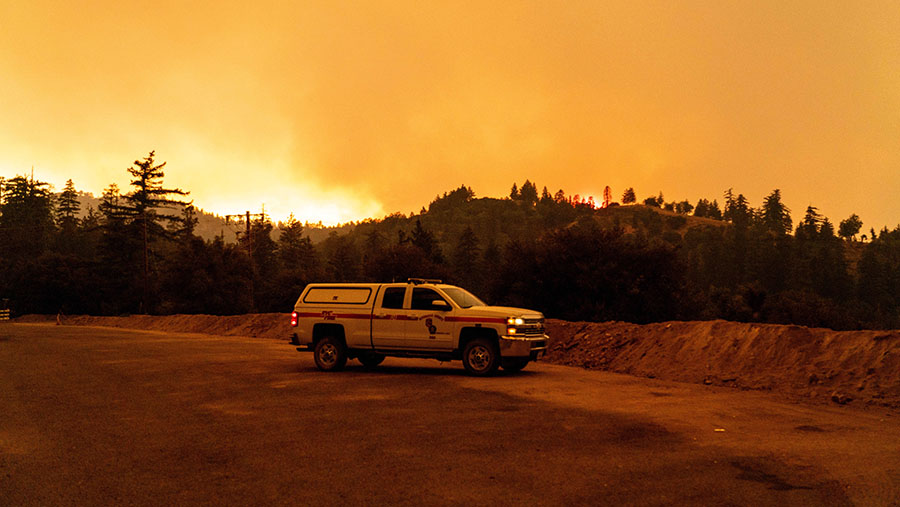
[518,318,545,335]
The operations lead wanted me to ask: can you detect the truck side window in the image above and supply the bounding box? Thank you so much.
[411,288,447,310]
[381,287,405,309]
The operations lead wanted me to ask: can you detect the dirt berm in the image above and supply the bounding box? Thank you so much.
[16,314,900,409]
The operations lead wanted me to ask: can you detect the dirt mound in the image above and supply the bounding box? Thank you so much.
[544,319,900,408]
[16,313,900,408]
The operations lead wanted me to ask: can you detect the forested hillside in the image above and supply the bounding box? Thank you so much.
[2,156,899,330]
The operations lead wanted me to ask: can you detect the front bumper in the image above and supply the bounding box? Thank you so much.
[499,334,549,359]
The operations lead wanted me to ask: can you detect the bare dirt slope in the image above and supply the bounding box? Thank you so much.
[544,319,900,409]
[18,313,900,409]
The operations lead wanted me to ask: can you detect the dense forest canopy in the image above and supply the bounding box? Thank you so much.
[2,157,900,330]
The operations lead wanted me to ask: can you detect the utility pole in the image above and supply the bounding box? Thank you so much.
[225,209,267,311]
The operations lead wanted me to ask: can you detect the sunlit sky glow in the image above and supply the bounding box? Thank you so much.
[2,1,899,228]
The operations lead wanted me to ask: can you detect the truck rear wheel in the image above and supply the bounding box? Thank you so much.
[314,336,347,372]
[462,338,500,376]
[501,357,529,373]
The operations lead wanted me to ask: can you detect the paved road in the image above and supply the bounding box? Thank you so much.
[1,323,898,505]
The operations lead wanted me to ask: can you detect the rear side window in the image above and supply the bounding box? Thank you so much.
[381,287,405,309]
[411,288,447,310]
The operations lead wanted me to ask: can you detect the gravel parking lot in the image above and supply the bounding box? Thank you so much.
[2,323,897,505]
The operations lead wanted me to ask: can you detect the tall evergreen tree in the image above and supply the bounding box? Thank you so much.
[411,219,443,264]
[278,214,319,277]
[796,206,822,239]
[761,189,792,235]
[53,179,82,254]
[271,214,320,308]
[103,152,191,312]
[520,180,538,205]
[55,179,80,231]
[324,232,360,282]
[452,226,481,284]
[0,175,56,263]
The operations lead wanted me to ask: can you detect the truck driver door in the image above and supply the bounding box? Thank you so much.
[371,285,407,349]
[405,287,454,350]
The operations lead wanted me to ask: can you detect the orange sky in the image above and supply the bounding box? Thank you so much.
[2,1,899,229]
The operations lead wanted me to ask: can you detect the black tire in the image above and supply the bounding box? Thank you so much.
[358,353,385,369]
[501,357,529,373]
[462,338,500,376]
[314,336,347,372]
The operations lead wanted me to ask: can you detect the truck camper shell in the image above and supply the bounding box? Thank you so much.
[301,285,377,305]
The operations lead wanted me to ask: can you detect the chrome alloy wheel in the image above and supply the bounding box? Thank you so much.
[467,344,492,372]
[318,342,338,366]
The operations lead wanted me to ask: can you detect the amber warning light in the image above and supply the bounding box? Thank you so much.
[291,312,298,327]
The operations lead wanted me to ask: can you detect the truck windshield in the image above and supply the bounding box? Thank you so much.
[442,288,486,308]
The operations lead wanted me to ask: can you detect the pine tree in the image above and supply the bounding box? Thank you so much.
[0,174,56,262]
[709,200,723,220]
[761,189,792,235]
[796,206,822,239]
[694,199,710,217]
[56,179,80,232]
[325,233,359,282]
[622,187,636,204]
[520,180,538,205]
[723,189,751,228]
[540,186,552,204]
[411,219,443,263]
[103,151,191,313]
[278,214,317,271]
[452,226,481,280]
[819,218,835,238]
[272,214,321,303]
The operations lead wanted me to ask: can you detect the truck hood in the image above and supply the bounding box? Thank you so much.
[464,306,544,320]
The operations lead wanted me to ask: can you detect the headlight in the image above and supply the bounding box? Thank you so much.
[507,317,524,326]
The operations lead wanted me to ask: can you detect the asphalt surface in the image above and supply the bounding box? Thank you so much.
[1,323,898,505]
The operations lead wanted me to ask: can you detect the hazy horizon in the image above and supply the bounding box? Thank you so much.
[3,1,899,229]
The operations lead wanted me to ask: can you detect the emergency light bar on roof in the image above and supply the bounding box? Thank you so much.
[407,278,443,285]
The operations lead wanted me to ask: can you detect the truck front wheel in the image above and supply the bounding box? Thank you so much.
[314,336,347,372]
[462,338,500,376]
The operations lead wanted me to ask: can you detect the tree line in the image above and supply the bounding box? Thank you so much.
[2,158,899,330]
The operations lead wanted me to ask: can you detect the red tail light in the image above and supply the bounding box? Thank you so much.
[290,312,298,327]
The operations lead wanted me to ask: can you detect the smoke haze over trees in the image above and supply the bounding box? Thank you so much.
[2,160,900,330]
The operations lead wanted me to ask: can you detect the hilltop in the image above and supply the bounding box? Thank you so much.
[58,186,727,250]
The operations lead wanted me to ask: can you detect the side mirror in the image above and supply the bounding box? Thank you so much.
[432,300,451,311]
